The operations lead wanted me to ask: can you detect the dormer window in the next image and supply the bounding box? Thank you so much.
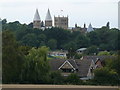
[90,67,94,73]
[58,60,76,73]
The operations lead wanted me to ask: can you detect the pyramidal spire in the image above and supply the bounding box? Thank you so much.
[87,23,94,32]
[45,9,52,21]
[33,9,41,21]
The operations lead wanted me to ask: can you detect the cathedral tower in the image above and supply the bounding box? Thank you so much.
[45,9,52,28]
[33,9,41,29]
[54,16,68,29]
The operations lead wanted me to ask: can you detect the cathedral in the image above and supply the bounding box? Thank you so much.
[33,9,95,33]
[33,9,68,29]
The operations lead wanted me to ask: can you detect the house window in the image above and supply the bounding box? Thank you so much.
[61,68,74,73]
[90,67,94,73]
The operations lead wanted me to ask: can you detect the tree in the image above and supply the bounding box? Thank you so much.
[2,30,24,83]
[97,51,110,56]
[74,53,82,59]
[50,71,64,84]
[66,48,76,59]
[21,33,38,47]
[22,46,50,84]
[44,27,71,49]
[85,46,98,55]
[47,39,57,50]
[105,56,120,77]
[2,19,7,25]
[76,34,90,48]
[63,41,77,50]
[38,34,47,47]
[106,22,110,29]
[18,46,32,55]
[93,67,118,85]
[87,31,100,46]
[65,73,83,85]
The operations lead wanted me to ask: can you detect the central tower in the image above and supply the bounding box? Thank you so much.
[54,16,68,29]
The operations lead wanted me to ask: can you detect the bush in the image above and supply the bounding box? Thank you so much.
[49,71,64,84]
[65,73,83,85]
[93,67,119,85]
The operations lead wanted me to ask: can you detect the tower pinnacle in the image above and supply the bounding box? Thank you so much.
[45,9,52,21]
[45,9,52,28]
[33,9,41,21]
[33,9,41,29]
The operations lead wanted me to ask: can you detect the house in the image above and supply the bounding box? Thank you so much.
[49,56,114,80]
[82,56,115,68]
[49,58,94,80]
[48,51,68,58]
[76,48,87,54]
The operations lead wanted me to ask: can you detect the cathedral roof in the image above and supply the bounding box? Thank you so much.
[33,9,41,21]
[45,9,52,21]
[87,23,94,32]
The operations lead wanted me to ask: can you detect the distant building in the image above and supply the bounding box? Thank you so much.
[87,23,94,32]
[33,9,41,29]
[76,48,87,54]
[48,50,68,58]
[72,23,87,33]
[45,9,52,28]
[49,55,114,80]
[33,9,69,29]
[54,16,68,29]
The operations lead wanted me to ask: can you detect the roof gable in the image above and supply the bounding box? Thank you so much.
[58,60,75,70]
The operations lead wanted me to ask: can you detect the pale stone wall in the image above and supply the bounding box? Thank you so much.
[54,16,68,29]
[33,21,41,29]
[45,20,52,28]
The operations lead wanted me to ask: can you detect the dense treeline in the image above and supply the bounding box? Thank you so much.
[2,30,120,85]
[2,30,83,84]
[2,19,120,52]
[2,19,120,85]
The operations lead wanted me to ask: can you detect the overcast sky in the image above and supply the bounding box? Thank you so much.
[0,0,119,28]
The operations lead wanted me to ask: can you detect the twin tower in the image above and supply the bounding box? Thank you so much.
[33,9,68,29]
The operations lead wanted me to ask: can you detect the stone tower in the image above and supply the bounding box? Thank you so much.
[33,9,41,29]
[54,16,68,29]
[45,9,52,28]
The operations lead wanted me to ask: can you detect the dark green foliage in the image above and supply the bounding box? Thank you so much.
[105,56,120,77]
[63,41,77,50]
[47,39,57,50]
[74,53,82,59]
[49,71,64,84]
[93,67,119,85]
[92,56,120,85]
[18,46,32,55]
[21,46,50,84]
[2,20,120,85]
[85,45,98,55]
[97,51,110,56]
[44,27,71,49]
[87,31,100,46]
[66,48,76,59]
[2,20,120,52]
[2,19,7,25]
[2,30,24,83]
[65,73,83,85]
[76,34,90,48]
